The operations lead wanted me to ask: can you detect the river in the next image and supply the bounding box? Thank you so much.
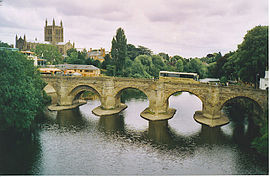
[0,91,268,175]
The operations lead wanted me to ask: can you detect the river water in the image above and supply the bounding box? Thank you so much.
[0,91,268,175]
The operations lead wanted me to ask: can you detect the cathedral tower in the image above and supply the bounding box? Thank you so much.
[44,18,64,45]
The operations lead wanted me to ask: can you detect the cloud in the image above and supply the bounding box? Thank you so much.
[0,0,268,57]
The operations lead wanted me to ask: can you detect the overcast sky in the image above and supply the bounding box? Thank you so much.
[0,0,268,57]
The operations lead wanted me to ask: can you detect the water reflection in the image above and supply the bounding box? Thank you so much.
[148,120,173,144]
[198,125,228,145]
[0,132,42,175]
[98,114,125,134]
[0,90,267,175]
[56,108,86,129]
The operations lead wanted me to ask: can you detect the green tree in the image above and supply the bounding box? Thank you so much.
[127,44,139,60]
[0,50,46,132]
[33,44,62,64]
[170,55,183,66]
[66,48,77,57]
[101,54,113,69]
[158,52,170,62]
[111,28,127,76]
[0,41,12,48]
[176,59,184,72]
[129,59,152,78]
[185,58,207,78]
[235,26,268,85]
[66,51,79,64]
[137,45,153,56]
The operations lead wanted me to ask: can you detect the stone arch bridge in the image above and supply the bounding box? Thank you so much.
[42,76,268,127]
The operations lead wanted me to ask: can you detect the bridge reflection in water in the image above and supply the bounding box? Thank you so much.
[51,105,260,149]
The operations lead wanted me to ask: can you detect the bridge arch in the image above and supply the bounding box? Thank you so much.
[113,86,150,107]
[114,86,150,100]
[219,95,263,113]
[68,85,102,103]
[164,89,204,110]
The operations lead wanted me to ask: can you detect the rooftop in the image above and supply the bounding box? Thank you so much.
[56,64,99,70]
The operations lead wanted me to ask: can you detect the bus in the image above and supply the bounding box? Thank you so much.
[159,71,199,83]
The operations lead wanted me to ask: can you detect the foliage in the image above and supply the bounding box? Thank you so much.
[176,59,184,72]
[234,26,268,85]
[101,54,113,69]
[85,58,101,68]
[127,44,139,60]
[111,28,127,75]
[221,52,238,81]
[137,45,153,56]
[65,48,87,64]
[0,50,46,132]
[33,44,62,64]
[0,41,12,48]
[158,52,170,62]
[251,102,268,157]
[184,58,207,78]
[251,119,268,157]
[66,48,77,57]
[200,52,222,64]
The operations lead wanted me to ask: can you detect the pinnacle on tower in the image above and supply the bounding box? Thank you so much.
[53,18,55,26]
[45,19,47,26]
[60,20,63,27]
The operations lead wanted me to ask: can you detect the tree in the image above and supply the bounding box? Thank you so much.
[129,59,152,78]
[137,45,153,56]
[0,50,46,132]
[235,26,268,85]
[65,50,79,64]
[0,41,12,48]
[127,44,139,60]
[101,54,113,69]
[66,48,77,57]
[111,28,127,75]
[33,44,62,64]
[176,59,184,72]
[185,58,207,78]
[158,52,170,62]
[170,55,183,66]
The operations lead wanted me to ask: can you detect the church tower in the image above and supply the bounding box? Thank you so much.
[44,18,64,45]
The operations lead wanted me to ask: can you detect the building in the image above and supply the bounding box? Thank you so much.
[15,19,75,56]
[56,64,101,77]
[21,51,46,66]
[87,48,107,62]
[259,71,268,90]
[44,19,63,45]
[16,35,50,51]
[38,67,62,75]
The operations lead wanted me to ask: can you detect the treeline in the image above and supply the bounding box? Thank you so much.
[59,25,268,87]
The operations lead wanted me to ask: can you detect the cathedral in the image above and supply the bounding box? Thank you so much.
[15,19,75,56]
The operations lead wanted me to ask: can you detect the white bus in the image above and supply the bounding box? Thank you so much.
[159,71,199,82]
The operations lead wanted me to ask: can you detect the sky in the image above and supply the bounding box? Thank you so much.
[0,0,268,58]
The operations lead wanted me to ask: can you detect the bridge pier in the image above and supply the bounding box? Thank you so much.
[92,95,127,116]
[140,90,176,121]
[194,105,229,127]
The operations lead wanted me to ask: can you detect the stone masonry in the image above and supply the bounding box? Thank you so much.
[42,76,268,127]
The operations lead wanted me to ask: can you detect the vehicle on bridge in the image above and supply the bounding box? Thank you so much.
[159,71,199,83]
